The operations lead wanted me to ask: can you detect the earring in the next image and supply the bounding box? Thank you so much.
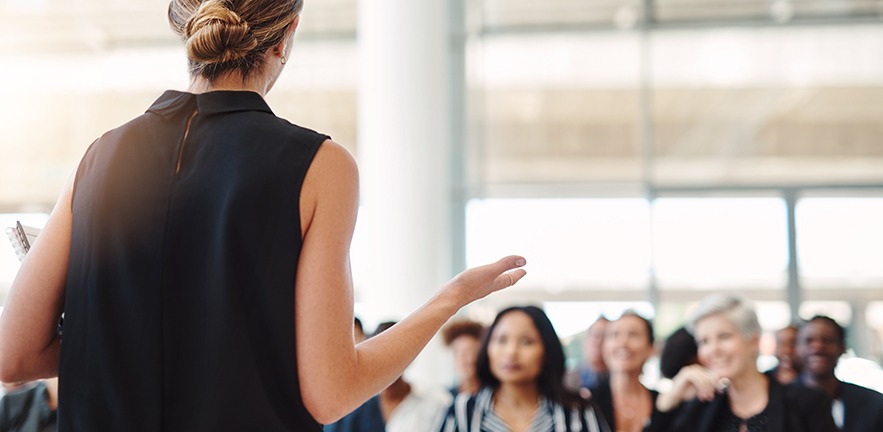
[280,55,287,65]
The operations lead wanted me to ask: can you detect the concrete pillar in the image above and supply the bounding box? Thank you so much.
[357,0,456,387]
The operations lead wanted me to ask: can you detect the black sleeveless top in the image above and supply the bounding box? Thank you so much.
[58,91,327,431]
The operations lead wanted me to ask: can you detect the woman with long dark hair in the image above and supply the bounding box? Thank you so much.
[438,306,608,432]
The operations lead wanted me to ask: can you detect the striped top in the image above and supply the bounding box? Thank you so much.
[438,388,609,432]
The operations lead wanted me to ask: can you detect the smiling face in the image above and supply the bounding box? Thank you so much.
[487,311,545,386]
[796,320,844,379]
[694,313,758,380]
[603,315,653,375]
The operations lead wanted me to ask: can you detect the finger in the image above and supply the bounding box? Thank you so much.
[716,378,731,392]
[492,255,527,273]
[507,269,527,285]
[494,269,526,289]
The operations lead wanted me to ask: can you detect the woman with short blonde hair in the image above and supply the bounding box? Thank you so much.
[647,295,837,432]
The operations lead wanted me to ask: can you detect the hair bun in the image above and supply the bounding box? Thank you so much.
[185,0,258,65]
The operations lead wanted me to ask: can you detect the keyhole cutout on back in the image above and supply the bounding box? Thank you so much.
[176,109,198,174]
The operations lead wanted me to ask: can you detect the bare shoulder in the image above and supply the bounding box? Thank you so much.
[300,139,359,236]
[305,139,358,195]
[313,139,358,174]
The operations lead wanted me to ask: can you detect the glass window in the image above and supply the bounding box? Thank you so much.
[649,25,883,186]
[468,32,643,188]
[655,0,880,23]
[652,197,788,290]
[479,0,643,31]
[544,300,654,339]
[797,197,883,288]
[466,198,651,291]
[799,301,852,324]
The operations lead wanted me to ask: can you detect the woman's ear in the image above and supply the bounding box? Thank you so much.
[273,15,301,59]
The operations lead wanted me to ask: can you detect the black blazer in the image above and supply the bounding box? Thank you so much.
[645,377,838,432]
[590,377,658,431]
[833,381,883,432]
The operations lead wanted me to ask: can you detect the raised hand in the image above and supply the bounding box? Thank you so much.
[439,255,527,309]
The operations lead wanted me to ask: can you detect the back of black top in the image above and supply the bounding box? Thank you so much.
[58,91,327,431]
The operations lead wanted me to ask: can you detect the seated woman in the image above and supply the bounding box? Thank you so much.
[590,311,657,432]
[442,319,485,398]
[438,306,609,432]
[647,295,838,432]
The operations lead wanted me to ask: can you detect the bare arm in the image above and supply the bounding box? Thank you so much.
[0,174,74,383]
[295,140,526,423]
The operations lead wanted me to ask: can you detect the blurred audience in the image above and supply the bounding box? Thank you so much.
[438,306,608,431]
[441,319,485,398]
[325,322,450,432]
[766,324,799,385]
[659,326,698,380]
[795,315,883,432]
[564,316,609,394]
[647,294,837,432]
[592,311,657,432]
[0,378,57,432]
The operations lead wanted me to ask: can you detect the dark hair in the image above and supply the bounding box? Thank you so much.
[659,326,698,379]
[776,323,798,337]
[476,306,584,408]
[168,0,304,81]
[616,310,655,344]
[802,315,846,346]
[442,320,484,346]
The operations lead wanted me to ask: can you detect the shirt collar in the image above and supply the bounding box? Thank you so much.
[147,90,274,118]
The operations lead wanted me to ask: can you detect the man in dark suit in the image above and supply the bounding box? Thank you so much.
[795,315,883,432]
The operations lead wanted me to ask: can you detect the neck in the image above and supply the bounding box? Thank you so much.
[610,370,645,393]
[494,382,541,408]
[459,376,480,394]
[188,74,267,96]
[725,371,769,420]
[187,60,277,96]
[800,372,840,399]
[726,369,768,401]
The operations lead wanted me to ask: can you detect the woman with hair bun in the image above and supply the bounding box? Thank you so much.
[0,1,527,431]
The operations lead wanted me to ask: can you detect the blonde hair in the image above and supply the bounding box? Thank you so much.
[688,294,761,339]
[168,0,303,80]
